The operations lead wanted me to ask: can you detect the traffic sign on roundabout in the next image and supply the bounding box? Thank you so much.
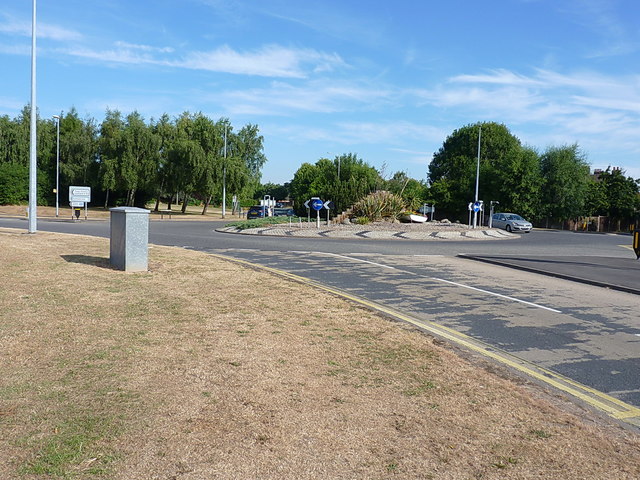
[310,198,324,211]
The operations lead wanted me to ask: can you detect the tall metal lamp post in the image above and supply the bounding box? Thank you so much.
[222,122,227,219]
[52,115,60,217]
[28,0,37,233]
[473,125,482,229]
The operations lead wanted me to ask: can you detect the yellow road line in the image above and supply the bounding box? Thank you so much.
[209,252,640,427]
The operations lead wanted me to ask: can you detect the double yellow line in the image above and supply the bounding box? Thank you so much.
[210,252,640,429]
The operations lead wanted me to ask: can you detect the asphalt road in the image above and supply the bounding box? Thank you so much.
[2,217,639,423]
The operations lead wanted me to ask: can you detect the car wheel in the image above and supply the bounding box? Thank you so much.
[505,224,512,232]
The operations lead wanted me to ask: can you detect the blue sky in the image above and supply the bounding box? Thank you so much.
[1,0,639,184]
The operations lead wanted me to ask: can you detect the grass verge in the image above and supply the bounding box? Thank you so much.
[0,228,638,479]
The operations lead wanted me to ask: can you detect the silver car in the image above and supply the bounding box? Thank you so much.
[492,213,532,233]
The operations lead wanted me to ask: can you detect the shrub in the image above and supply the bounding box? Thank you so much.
[351,191,406,222]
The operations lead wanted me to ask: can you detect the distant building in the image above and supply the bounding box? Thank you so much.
[592,166,621,181]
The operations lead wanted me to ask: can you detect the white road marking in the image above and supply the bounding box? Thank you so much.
[320,252,562,313]
[324,252,397,270]
[431,277,562,313]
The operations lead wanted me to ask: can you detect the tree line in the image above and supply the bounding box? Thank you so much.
[0,106,266,211]
[281,122,639,226]
[427,122,640,224]
[1,111,638,227]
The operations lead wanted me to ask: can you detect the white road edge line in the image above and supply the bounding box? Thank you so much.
[432,277,562,313]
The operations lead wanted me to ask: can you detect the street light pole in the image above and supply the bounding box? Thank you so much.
[473,125,482,229]
[28,0,37,233]
[222,122,227,219]
[53,115,60,217]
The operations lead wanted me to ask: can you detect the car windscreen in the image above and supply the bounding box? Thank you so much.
[506,215,524,220]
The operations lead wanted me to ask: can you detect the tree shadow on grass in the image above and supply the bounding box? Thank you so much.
[61,255,113,269]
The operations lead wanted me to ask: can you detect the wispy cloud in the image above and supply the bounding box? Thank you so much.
[216,79,393,116]
[63,41,346,79]
[114,41,175,54]
[0,14,83,41]
[176,44,346,78]
[415,66,640,171]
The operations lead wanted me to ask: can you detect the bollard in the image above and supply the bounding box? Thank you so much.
[109,207,150,272]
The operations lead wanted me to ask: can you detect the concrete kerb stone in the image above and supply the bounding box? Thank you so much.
[216,225,518,241]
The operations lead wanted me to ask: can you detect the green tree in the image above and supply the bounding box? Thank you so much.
[290,153,380,215]
[540,144,590,221]
[151,113,176,211]
[256,182,290,202]
[166,137,205,213]
[386,171,428,211]
[98,109,124,208]
[119,112,160,206]
[598,167,639,227]
[584,178,608,216]
[191,114,223,213]
[428,122,536,220]
[58,108,98,189]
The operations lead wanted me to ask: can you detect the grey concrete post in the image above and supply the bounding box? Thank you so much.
[109,207,150,272]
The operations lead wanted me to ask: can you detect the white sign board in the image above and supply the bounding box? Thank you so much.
[69,186,91,203]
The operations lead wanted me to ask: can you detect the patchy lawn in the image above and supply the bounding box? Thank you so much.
[0,228,638,479]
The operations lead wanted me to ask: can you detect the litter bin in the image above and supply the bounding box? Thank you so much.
[109,207,150,272]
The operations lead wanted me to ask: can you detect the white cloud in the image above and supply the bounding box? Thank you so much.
[0,15,82,41]
[62,41,346,79]
[450,69,544,87]
[217,80,394,116]
[114,41,175,54]
[176,44,346,78]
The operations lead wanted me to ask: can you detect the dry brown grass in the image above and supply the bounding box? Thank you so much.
[0,228,638,480]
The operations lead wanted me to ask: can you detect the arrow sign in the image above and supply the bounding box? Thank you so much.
[310,198,324,211]
[304,199,310,209]
[472,201,482,212]
[323,200,333,210]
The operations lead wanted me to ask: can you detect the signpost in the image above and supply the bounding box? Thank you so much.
[468,201,483,228]
[634,231,640,260]
[305,198,331,228]
[68,186,91,220]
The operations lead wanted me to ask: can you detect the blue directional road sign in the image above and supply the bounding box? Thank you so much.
[310,198,324,211]
[472,201,482,213]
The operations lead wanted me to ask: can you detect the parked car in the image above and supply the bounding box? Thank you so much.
[247,205,268,219]
[273,207,295,217]
[492,213,532,233]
